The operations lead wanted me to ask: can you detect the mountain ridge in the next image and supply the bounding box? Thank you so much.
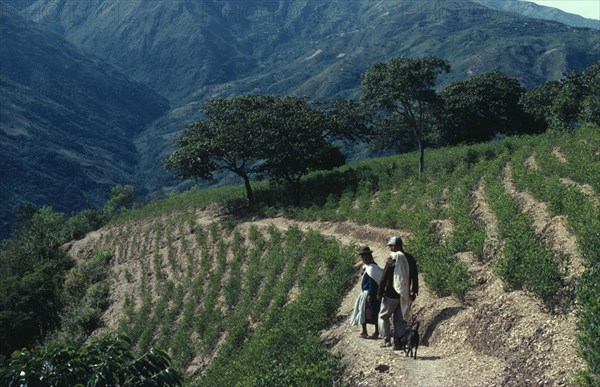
[473,0,599,30]
[2,0,599,235]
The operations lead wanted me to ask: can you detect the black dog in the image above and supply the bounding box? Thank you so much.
[404,321,420,359]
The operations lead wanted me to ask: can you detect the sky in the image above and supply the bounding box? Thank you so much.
[525,0,600,20]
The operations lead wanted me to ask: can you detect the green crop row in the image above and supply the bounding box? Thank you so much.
[535,124,600,192]
[483,155,568,308]
[113,214,354,385]
[511,146,600,264]
[508,130,600,383]
[197,229,355,386]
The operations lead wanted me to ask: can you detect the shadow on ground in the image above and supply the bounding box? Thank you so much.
[421,307,465,346]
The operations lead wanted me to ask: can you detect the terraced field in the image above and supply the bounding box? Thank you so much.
[64,124,599,386]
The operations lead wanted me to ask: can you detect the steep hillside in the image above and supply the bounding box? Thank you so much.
[1,0,36,10]
[63,125,599,385]
[0,4,169,238]
[25,0,599,103]
[5,0,597,212]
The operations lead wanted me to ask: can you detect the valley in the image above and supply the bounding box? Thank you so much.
[2,1,599,237]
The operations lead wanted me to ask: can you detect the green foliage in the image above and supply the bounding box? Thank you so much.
[440,71,542,144]
[484,159,568,307]
[503,128,600,382]
[63,208,107,241]
[197,231,354,386]
[0,190,130,358]
[164,96,273,203]
[360,56,451,174]
[575,263,600,386]
[164,95,353,205]
[521,61,600,130]
[54,249,112,346]
[264,101,347,203]
[104,185,135,217]
[0,261,68,357]
[0,206,76,356]
[0,333,182,386]
[1,207,69,277]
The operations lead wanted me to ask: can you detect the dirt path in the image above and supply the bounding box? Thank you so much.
[244,202,582,386]
[245,217,501,386]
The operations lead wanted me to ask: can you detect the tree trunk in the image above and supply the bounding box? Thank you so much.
[242,174,254,205]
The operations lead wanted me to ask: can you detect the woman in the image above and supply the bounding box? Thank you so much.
[349,245,382,339]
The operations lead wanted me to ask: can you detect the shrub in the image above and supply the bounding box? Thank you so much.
[55,249,112,346]
[0,333,182,386]
[575,262,600,386]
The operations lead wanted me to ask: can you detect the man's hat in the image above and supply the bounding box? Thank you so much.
[357,245,374,255]
[386,236,403,247]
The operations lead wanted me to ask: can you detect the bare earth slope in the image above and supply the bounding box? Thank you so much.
[65,203,583,386]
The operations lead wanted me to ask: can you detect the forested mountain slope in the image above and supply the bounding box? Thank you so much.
[0,4,169,237]
[3,0,599,237]
[20,0,600,196]
[61,124,599,385]
[25,0,599,102]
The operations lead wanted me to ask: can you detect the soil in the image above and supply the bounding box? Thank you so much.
[64,157,588,386]
[249,216,582,387]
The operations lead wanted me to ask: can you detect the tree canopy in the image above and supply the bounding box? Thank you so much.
[254,97,347,204]
[440,71,542,145]
[0,333,182,386]
[360,56,450,175]
[164,95,354,205]
[521,60,600,130]
[164,95,277,204]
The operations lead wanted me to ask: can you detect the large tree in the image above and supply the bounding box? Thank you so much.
[164,95,353,205]
[163,96,279,205]
[360,56,450,175]
[440,71,541,145]
[256,97,347,204]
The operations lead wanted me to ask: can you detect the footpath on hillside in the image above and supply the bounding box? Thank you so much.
[250,217,498,386]
[248,216,581,387]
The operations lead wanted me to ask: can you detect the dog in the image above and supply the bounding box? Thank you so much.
[404,321,420,359]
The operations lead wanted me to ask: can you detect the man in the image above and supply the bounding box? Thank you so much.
[377,236,418,349]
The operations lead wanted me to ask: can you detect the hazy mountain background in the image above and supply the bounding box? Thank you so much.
[0,4,169,237]
[1,0,599,238]
[473,0,599,30]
